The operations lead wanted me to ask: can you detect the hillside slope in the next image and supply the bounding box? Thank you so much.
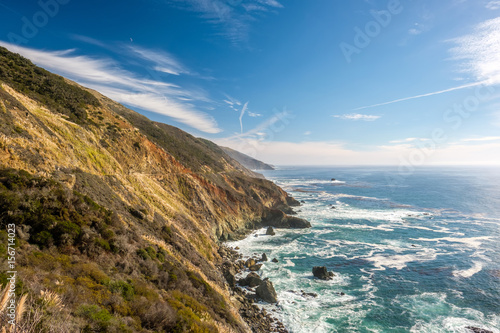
[220,147,274,171]
[0,46,307,332]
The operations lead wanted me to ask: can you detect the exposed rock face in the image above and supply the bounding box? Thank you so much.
[262,209,311,229]
[249,264,263,271]
[256,279,278,303]
[312,266,335,280]
[271,258,279,263]
[261,253,268,262]
[266,226,276,235]
[223,268,237,288]
[246,258,256,268]
[239,272,262,288]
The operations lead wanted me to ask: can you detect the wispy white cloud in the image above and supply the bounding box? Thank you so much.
[225,110,290,141]
[71,34,108,48]
[355,17,500,111]
[333,113,381,121]
[257,0,283,8]
[486,1,500,10]
[248,112,262,117]
[128,45,189,76]
[214,139,500,166]
[169,0,283,43]
[389,137,427,144]
[239,101,249,133]
[461,136,500,142]
[223,95,242,111]
[408,28,422,35]
[0,41,221,133]
[450,17,500,85]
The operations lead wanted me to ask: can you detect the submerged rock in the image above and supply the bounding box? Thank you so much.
[312,266,335,280]
[256,279,278,303]
[466,327,493,333]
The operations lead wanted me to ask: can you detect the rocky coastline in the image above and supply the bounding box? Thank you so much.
[215,198,315,332]
[218,245,288,333]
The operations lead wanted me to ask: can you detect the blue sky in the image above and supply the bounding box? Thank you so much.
[1,0,500,165]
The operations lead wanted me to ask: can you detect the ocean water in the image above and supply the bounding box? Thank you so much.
[228,166,500,333]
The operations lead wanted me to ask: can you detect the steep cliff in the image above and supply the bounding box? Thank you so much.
[220,147,274,171]
[0,46,306,332]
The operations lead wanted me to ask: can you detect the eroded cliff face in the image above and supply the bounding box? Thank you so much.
[0,47,299,332]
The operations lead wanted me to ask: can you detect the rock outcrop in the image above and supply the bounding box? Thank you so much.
[266,226,276,235]
[256,279,278,303]
[239,272,263,288]
[262,209,311,229]
[312,266,335,280]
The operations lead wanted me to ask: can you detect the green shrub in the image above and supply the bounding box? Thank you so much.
[145,246,156,258]
[94,238,110,251]
[0,46,101,124]
[136,249,149,260]
[77,304,113,331]
[107,280,135,301]
[32,231,54,248]
[157,249,166,263]
[52,220,81,245]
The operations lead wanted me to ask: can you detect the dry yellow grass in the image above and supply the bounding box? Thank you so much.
[15,294,27,324]
[0,285,10,312]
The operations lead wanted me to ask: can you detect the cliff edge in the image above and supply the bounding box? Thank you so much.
[0,46,307,332]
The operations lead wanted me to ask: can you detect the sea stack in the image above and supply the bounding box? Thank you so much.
[312,266,335,280]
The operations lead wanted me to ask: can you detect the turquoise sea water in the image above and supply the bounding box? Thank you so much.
[228,166,500,332]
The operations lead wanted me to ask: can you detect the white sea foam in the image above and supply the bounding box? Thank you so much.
[411,236,492,249]
[453,261,484,278]
[395,292,500,333]
[365,248,439,270]
[228,172,499,332]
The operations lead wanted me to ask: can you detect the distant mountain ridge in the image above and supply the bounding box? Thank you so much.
[221,146,275,170]
[0,46,307,332]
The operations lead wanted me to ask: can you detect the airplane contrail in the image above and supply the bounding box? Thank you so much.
[353,81,486,111]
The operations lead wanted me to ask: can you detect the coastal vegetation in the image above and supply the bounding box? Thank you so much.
[0,47,305,332]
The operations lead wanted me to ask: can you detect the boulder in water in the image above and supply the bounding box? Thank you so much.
[312,266,335,280]
[239,272,262,287]
[249,264,263,271]
[256,279,278,303]
[245,258,256,268]
[466,327,493,333]
[266,226,276,236]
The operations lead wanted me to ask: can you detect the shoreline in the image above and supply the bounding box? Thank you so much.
[219,241,289,333]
